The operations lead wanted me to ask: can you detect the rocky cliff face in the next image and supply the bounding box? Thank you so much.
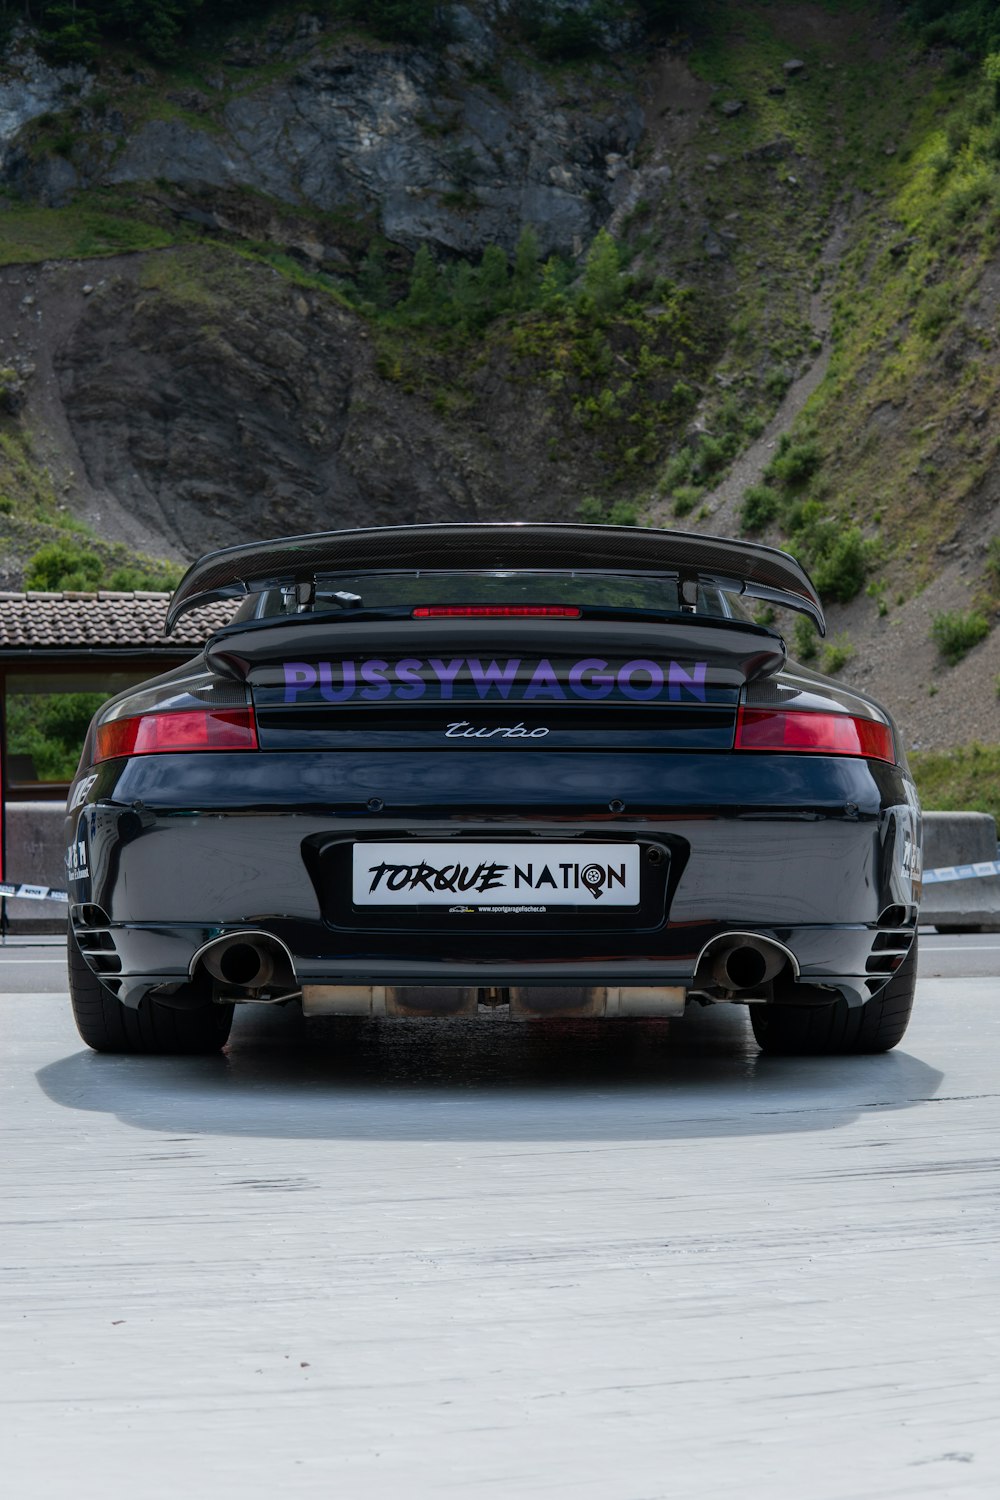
[3,7,642,258]
[5,243,691,562]
[0,9,701,564]
[0,36,90,155]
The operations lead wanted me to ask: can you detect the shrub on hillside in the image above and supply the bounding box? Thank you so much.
[575,496,641,526]
[689,433,733,481]
[765,434,823,488]
[778,500,871,605]
[764,366,793,399]
[931,608,991,664]
[606,499,641,526]
[821,633,855,675]
[916,282,957,338]
[740,483,780,533]
[24,542,182,594]
[791,615,818,662]
[660,448,694,491]
[577,496,606,522]
[107,561,184,591]
[671,486,701,517]
[811,526,868,603]
[985,535,1000,591]
[25,543,103,593]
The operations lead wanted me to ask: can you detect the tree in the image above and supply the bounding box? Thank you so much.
[353,0,441,45]
[476,243,510,320]
[38,3,101,63]
[516,1,609,62]
[539,254,571,308]
[30,0,202,63]
[357,245,391,311]
[906,0,1000,56]
[984,51,1000,106]
[580,229,624,316]
[400,244,441,322]
[511,226,541,310]
[130,0,195,62]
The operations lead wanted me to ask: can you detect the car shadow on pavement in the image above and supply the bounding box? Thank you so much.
[35,1001,945,1142]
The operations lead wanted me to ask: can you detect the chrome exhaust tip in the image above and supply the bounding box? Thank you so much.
[696,932,798,992]
[205,941,273,989]
[193,931,294,993]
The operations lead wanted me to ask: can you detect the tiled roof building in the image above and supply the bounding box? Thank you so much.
[0,592,235,655]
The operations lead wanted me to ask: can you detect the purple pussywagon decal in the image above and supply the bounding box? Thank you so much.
[281,657,709,705]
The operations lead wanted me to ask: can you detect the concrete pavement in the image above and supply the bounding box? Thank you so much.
[2,964,999,1498]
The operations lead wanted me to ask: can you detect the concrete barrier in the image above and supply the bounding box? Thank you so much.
[920,810,1000,932]
[3,802,66,933]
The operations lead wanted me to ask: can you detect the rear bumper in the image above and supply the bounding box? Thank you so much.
[66,748,920,1007]
[71,914,910,1009]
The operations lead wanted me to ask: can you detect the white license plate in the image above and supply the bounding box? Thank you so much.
[352,842,641,907]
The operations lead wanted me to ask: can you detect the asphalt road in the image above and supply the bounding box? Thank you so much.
[2,934,998,1499]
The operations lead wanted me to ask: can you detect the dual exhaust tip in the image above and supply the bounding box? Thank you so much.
[195,932,293,993]
[698,932,796,992]
[195,929,795,1002]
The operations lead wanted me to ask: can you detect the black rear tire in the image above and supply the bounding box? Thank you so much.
[68,929,234,1055]
[749,938,917,1056]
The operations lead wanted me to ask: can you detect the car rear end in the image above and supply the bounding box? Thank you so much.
[65,528,920,1032]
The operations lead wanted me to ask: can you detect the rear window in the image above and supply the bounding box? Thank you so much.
[242,571,730,618]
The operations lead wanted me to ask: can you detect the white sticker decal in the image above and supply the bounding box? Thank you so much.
[65,841,90,880]
[353,842,642,907]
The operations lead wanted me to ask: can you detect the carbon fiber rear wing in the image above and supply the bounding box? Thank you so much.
[165,522,826,635]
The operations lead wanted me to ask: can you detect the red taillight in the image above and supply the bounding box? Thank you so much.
[735,706,894,763]
[95,707,258,762]
[411,604,581,618]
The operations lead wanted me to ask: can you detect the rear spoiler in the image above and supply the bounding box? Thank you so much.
[165,522,826,635]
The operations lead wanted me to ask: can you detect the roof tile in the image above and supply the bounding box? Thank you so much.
[0,593,237,652]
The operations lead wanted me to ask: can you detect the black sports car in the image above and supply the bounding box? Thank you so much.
[65,522,920,1057]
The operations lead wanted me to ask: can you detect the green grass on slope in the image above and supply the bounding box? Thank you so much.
[660,1,933,596]
[0,423,181,589]
[682,3,1000,632]
[764,41,1000,608]
[0,427,62,518]
[910,744,1000,826]
[0,197,177,265]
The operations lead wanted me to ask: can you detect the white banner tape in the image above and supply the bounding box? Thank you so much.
[922,860,1000,886]
[0,882,69,903]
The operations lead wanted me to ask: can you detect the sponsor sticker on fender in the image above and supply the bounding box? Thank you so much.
[353,842,641,907]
